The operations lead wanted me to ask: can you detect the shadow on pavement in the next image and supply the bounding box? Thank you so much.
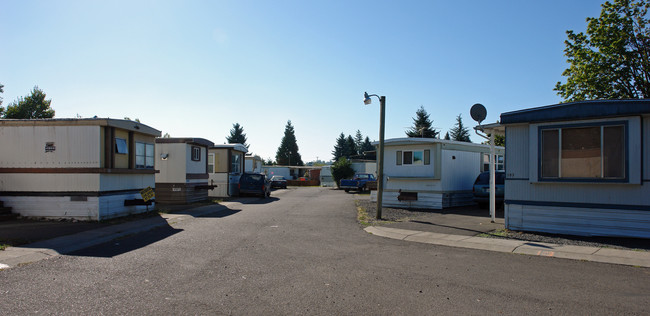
[68,224,183,258]
[235,197,280,205]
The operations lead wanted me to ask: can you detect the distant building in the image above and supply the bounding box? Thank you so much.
[0,118,160,220]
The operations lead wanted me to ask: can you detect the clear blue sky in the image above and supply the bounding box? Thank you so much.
[1,0,603,163]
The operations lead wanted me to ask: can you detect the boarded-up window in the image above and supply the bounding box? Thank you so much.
[540,124,625,180]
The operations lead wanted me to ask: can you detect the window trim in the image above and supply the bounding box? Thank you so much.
[191,146,202,161]
[397,150,430,166]
[537,121,629,183]
[115,138,128,155]
[135,142,155,169]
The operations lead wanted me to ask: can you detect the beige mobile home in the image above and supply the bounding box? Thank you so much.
[0,118,161,220]
[155,138,214,204]
[208,144,247,198]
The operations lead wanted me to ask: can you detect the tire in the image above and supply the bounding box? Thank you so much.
[344,189,350,193]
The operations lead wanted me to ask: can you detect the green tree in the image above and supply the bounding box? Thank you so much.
[265,158,275,165]
[444,132,450,140]
[345,135,357,158]
[4,86,55,119]
[405,106,438,138]
[449,114,472,142]
[226,123,248,148]
[330,157,355,188]
[332,133,347,161]
[554,0,650,101]
[494,134,505,147]
[275,120,303,166]
[354,130,364,155]
[360,136,374,158]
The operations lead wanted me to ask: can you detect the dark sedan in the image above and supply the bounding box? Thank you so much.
[472,170,505,208]
[270,175,288,189]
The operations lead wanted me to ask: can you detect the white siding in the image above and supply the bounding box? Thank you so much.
[98,193,149,220]
[99,174,155,191]
[440,149,480,191]
[383,145,435,178]
[504,124,528,180]
[371,191,443,209]
[506,204,650,238]
[0,125,101,168]
[186,146,207,174]
[207,173,229,198]
[2,196,100,220]
[0,174,100,191]
[644,115,650,181]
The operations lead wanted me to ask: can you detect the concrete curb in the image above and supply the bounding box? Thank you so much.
[365,226,650,268]
[0,204,228,270]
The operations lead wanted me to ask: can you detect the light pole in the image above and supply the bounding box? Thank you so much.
[364,92,385,220]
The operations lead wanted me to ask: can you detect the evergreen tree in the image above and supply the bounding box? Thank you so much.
[275,120,304,166]
[354,130,364,155]
[226,123,248,148]
[405,106,438,138]
[0,83,4,117]
[332,133,347,161]
[449,114,472,142]
[345,135,357,158]
[361,136,374,155]
[4,86,55,119]
[444,132,450,140]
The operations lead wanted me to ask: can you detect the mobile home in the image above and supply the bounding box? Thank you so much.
[371,138,504,209]
[0,118,160,220]
[207,143,247,198]
[500,99,650,238]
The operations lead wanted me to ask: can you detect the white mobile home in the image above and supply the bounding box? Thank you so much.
[245,154,263,173]
[371,138,504,209]
[155,138,214,204]
[207,144,247,198]
[0,118,160,220]
[500,100,650,238]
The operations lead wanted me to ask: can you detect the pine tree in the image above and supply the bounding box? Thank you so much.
[0,83,4,117]
[275,120,304,166]
[354,130,364,155]
[345,135,357,159]
[405,106,438,138]
[332,133,347,161]
[449,114,472,142]
[444,132,450,140]
[226,123,248,148]
[361,136,374,153]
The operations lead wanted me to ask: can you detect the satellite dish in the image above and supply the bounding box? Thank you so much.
[470,103,487,124]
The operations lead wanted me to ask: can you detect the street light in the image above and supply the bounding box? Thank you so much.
[363,92,385,220]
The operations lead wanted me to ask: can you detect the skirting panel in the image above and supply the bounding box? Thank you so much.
[156,182,209,204]
[505,202,650,238]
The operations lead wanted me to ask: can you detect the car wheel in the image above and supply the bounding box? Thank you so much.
[344,189,350,193]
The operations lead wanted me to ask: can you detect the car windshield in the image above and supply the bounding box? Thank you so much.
[243,174,263,183]
[272,176,285,181]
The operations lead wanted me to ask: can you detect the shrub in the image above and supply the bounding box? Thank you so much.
[330,157,355,188]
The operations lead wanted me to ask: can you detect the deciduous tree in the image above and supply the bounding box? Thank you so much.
[554,0,650,101]
[3,86,55,119]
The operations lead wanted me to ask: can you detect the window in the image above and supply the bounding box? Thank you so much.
[191,146,201,161]
[136,142,154,169]
[540,123,626,180]
[115,138,128,154]
[207,154,215,173]
[398,150,430,166]
[483,154,505,172]
[231,153,241,173]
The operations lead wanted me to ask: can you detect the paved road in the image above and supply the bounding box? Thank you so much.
[1,187,648,314]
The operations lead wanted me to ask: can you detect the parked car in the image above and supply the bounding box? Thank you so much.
[472,170,505,208]
[239,173,271,198]
[270,175,287,189]
[340,173,376,192]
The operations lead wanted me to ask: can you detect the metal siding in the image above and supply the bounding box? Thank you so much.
[504,125,529,180]
[506,204,650,238]
[371,191,443,209]
[383,145,436,178]
[207,173,230,197]
[642,115,650,180]
[440,149,480,191]
[98,193,149,220]
[155,143,187,183]
[0,125,101,168]
[506,179,650,205]
[99,174,155,191]
[0,173,100,191]
[2,196,100,220]
[385,179,442,192]
[186,146,207,174]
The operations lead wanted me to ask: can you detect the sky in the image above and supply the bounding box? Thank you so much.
[0,0,604,163]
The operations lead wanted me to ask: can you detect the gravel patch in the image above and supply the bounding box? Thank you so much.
[357,199,649,251]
